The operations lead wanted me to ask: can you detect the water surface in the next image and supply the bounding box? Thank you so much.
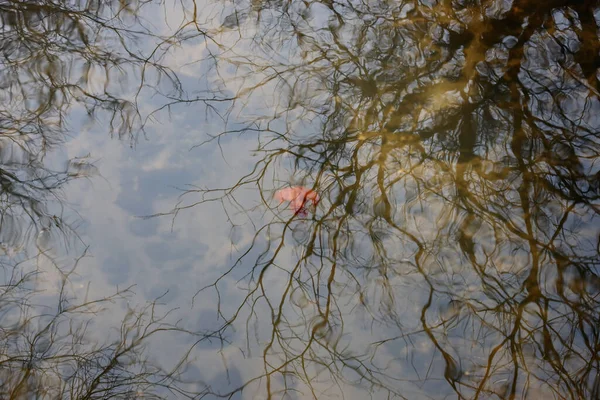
[1,0,599,399]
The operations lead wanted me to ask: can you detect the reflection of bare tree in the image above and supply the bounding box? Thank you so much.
[0,0,162,254]
[3,1,135,138]
[0,2,227,398]
[0,250,205,399]
[156,0,600,398]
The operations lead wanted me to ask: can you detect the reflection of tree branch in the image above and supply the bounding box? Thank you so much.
[1,249,206,399]
[146,0,600,397]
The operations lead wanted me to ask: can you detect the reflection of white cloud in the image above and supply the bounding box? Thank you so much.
[140,147,173,172]
[31,2,528,398]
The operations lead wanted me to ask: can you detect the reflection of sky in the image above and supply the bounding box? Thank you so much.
[59,83,442,400]
[5,1,597,399]
[50,6,439,396]
[61,107,265,394]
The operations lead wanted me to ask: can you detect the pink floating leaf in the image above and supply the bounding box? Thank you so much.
[274,186,319,215]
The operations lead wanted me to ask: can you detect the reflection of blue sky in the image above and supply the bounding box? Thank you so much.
[9,1,594,399]
[2,2,445,398]
[60,40,452,400]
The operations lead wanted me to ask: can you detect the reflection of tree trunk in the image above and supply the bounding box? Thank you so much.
[147,0,600,397]
[571,3,600,90]
[508,75,542,301]
[454,107,480,274]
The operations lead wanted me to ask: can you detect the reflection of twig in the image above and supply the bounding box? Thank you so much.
[1,248,206,399]
[140,0,600,398]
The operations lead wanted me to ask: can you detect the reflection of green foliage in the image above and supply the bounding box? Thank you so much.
[158,0,600,398]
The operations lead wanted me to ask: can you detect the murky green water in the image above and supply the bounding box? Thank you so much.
[1,0,599,399]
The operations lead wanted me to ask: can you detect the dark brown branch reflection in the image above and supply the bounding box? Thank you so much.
[158,0,600,398]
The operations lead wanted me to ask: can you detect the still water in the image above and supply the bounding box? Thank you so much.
[1,0,599,399]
